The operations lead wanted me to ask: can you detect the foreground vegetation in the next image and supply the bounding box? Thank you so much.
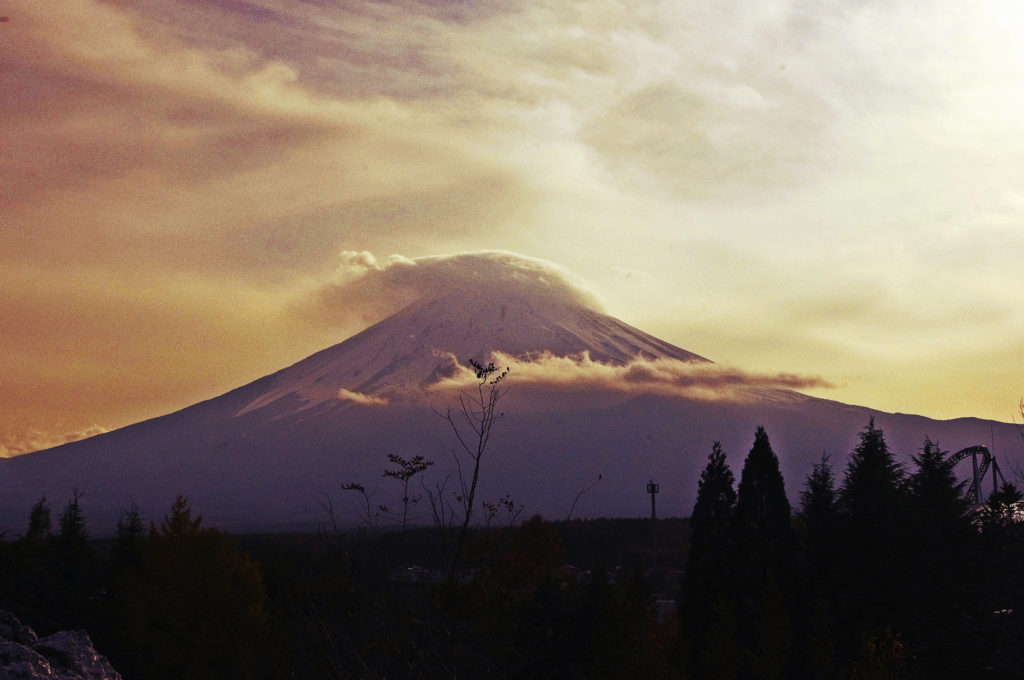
[1,418,1023,679]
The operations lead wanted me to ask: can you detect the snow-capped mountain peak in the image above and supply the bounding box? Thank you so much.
[238,291,707,416]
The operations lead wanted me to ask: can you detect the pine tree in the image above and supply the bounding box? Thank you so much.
[799,453,839,576]
[906,438,967,524]
[689,441,737,561]
[839,418,904,523]
[735,426,792,552]
[114,502,146,570]
[837,418,908,640]
[902,438,976,675]
[156,494,203,540]
[979,482,1024,634]
[733,426,794,680]
[980,482,1024,534]
[9,497,56,628]
[57,490,89,546]
[800,453,837,532]
[797,453,842,678]
[115,495,268,680]
[24,496,51,543]
[681,441,737,679]
[54,490,96,626]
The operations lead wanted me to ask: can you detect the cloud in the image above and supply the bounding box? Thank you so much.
[426,350,833,404]
[337,388,389,407]
[0,425,109,458]
[305,250,605,328]
[3,0,1024,437]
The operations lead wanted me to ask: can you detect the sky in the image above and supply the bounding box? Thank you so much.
[2,0,1023,455]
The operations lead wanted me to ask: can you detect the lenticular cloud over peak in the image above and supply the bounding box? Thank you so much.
[319,250,605,324]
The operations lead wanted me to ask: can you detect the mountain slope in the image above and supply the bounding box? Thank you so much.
[237,292,707,417]
[0,284,1020,535]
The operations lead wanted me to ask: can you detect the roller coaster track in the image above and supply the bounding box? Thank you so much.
[948,445,1007,505]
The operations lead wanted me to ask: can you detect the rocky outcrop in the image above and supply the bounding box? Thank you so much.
[0,611,121,680]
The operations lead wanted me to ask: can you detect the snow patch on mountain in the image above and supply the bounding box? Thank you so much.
[238,289,707,417]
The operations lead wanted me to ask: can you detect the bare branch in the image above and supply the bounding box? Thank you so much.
[566,474,603,521]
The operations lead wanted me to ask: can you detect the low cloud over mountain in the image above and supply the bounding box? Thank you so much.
[430,350,833,403]
[305,250,605,328]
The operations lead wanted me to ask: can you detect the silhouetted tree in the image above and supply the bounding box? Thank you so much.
[800,453,837,526]
[837,418,908,642]
[702,598,740,680]
[57,491,88,543]
[904,439,974,675]
[979,482,1024,534]
[687,442,737,575]
[113,502,146,570]
[53,490,96,624]
[114,495,268,680]
[9,497,58,626]
[382,452,434,532]
[735,426,792,561]
[840,418,905,523]
[842,421,901,530]
[979,482,1024,615]
[442,359,509,575]
[906,438,968,526]
[681,441,737,679]
[799,452,840,580]
[733,426,794,680]
[798,453,842,679]
[24,496,51,543]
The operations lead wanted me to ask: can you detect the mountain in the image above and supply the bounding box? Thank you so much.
[1,271,1020,535]
[236,290,707,419]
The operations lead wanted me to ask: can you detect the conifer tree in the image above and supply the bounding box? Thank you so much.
[156,494,203,540]
[114,502,146,570]
[800,453,837,530]
[54,490,96,626]
[115,496,268,680]
[24,496,51,543]
[979,482,1024,630]
[734,426,794,680]
[980,482,1023,534]
[681,441,738,679]
[687,441,737,585]
[906,438,967,525]
[57,490,89,546]
[799,453,839,576]
[9,497,57,629]
[903,438,974,675]
[837,418,908,639]
[839,417,904,523]
[735,426,792,551]
[797,453,842,677]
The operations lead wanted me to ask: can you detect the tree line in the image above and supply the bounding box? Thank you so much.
[679,418,1024,679]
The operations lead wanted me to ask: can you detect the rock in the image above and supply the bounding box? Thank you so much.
[0,641,54,679]
[0,611,121,680]
[0,612,36,646]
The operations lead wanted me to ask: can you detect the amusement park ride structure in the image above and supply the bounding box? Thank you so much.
[950,445,1007,506]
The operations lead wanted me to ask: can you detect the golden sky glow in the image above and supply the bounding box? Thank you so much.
[2,0,1023,454]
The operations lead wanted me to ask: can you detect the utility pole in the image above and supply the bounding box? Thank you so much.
[647,480,659,570]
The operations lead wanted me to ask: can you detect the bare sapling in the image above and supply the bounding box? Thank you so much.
[441,358,510,575]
